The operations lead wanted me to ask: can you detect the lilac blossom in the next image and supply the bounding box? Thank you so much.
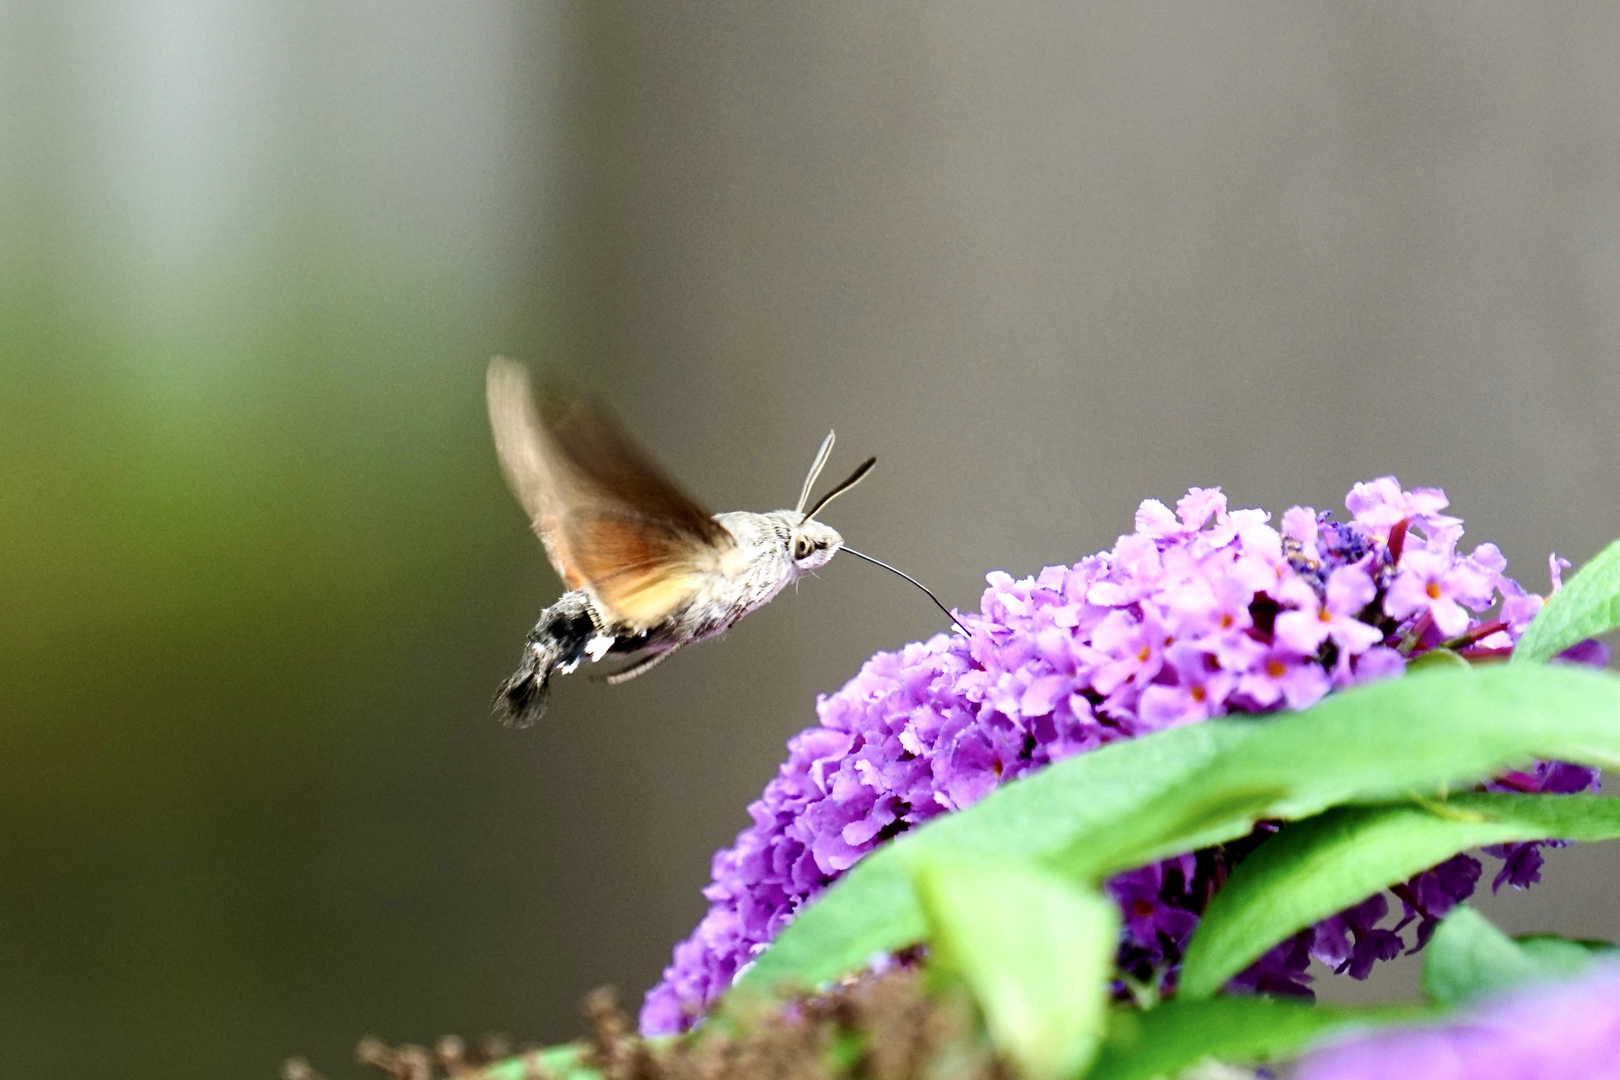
[1385,549,1499,638]
[1298,964,1620,1080]
[1275,563,1385,656]
[640,479,1602,1034]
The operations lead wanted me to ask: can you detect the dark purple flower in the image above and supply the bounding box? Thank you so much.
[1538,761,1603,794]
[1483,762,1603,891]
[1311,894,1404,980]
[1483,843,1548,893]
[1556,638,1612,668]
[1227,930,1316,999]
[1391,854,1484,951]
[640,480,1588,1034]
[1298,964,1620,1080]
[1108,860,1200,964]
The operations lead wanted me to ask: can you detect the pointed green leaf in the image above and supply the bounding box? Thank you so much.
[1423,906,1619,1006]
[740,664,1620,998]
[915,858,1116,1080]
[1179,793,1620,999]
[1089,998,1422,1080]
[1514,537,1620,664]
[1421,906,1542,1006]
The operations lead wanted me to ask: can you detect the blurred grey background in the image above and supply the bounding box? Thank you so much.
[4,2,1620,1077]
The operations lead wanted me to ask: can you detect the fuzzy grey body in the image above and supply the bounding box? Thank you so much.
[494,509,842,726]
[485,357,875,727]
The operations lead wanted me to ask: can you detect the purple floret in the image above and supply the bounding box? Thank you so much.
[640,479,1599,1034]
[1109,858,1201,967]
[1392,854,1485,952]
[1314,894,1406,980]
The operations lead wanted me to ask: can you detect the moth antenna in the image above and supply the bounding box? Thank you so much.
[795,430,837,517]
[804,457,876,523]
[842,546,968,633]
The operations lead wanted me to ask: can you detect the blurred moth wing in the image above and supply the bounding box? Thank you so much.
[485,357,740,632]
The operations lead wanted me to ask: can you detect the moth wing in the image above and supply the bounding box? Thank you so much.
[485,357,736,629]
[487,356,588,588]
[562,509,730,630]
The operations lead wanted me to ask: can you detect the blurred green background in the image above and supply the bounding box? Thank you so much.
[5,4,1620,1078]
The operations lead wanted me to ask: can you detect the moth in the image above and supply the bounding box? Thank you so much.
[486,357,959,727]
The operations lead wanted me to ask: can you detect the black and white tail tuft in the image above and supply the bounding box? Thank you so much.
[491,593,597,727]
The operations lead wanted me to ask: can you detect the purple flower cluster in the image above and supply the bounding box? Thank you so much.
[1298,964,1620,1080]
[641,480,1601,1035]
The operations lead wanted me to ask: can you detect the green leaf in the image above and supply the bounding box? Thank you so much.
[915,858,1116,1080]
[1088,998,1422,1080]
[1514,537,1620,664]
[1421,906,1543,1006]
[1179,793,1620,999]
[1423,906,1619,1006]
[1406,647,1468,672]
[740,664,1620,998]
[1516,934,1620,969]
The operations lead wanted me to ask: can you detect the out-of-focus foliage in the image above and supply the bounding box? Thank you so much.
[1,5,576,1077]
[1422,905,1620,1006]
[916,858,1115,1080]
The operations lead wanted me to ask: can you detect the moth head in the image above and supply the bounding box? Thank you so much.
[787,431,874,574]
[789,518,843,572]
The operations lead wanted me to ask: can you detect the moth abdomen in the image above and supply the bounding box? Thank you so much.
[493,592,598,727]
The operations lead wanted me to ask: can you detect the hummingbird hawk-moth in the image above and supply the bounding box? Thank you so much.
[485,357,958,727]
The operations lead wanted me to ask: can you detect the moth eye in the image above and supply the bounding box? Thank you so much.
[793,536,813,560]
